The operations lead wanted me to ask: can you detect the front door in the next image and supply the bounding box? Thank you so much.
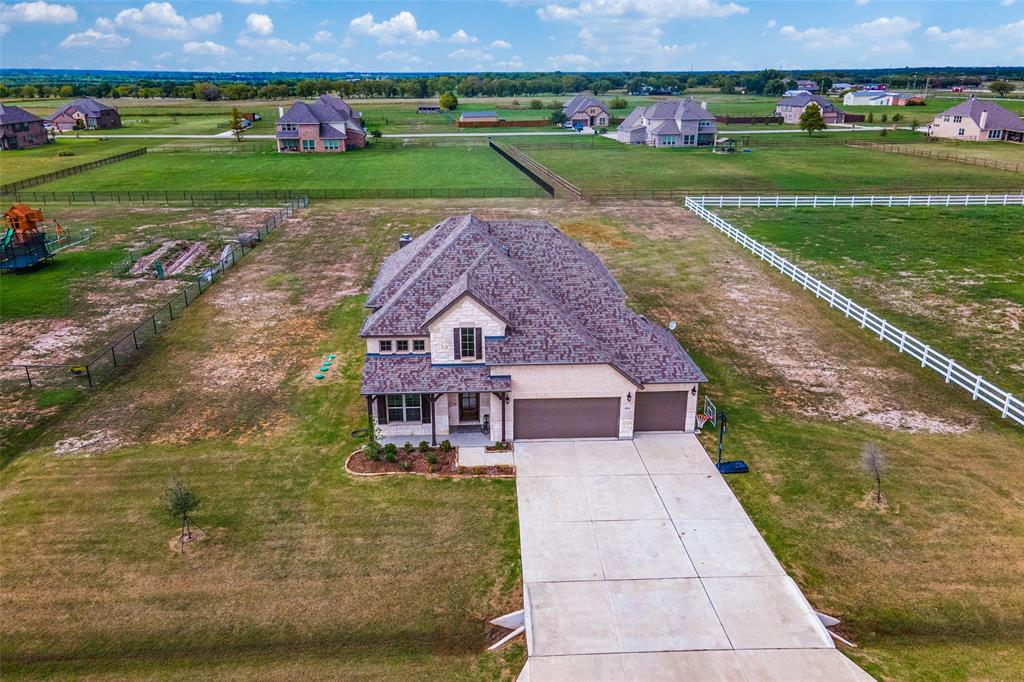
[459,393,479,422]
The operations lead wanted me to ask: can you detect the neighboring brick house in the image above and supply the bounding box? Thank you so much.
[616,99,716,147]
[0,104,50,151]
[48,98,121,130]
[928,98,1024,143]
[774,93,846,124]
[562,95,608,127]
[275,94,366,153]
[360,215,706,444]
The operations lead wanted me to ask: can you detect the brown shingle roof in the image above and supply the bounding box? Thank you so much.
[361,355,511,394]
[362,215,706,386]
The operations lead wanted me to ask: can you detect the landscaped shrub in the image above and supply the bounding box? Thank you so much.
[365,442,381,461]
[440,440,452,452]
[385,451,397,463]
[370,129,382,138]
[866,112,874,123]
[399,460,412,471]
[879,129,888,138]
[427,452,438,465]
[418,441,430,452]
[57,150,75,157]
[383,443,398,458]
[402,442,415,455]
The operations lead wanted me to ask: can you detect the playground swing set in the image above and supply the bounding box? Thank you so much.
[0,204,90,273]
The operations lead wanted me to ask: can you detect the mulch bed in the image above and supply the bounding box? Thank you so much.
[347,447,514,477]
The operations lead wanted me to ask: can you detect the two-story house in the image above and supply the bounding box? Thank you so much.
[616,99,717,147]
[928,98,1024,143]
[48,99,122,131]
[360,215,706,445]
[0,104,50,151]
[275,94,366,153]
[774,93,846,124]
[562,95,609,127]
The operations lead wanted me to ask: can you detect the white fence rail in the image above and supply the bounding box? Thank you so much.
[683,197,1023,427]
[691,193,1024,208]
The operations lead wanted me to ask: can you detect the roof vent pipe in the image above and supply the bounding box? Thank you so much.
[979,110,988,129]
[701,100,708,110]
[278,105,284,118]
[398,233,413,249]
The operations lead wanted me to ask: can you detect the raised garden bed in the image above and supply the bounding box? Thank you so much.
[346,442,514,477]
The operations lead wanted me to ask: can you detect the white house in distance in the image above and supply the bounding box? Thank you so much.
[928,98,1024,143]
[359,215,706,445]
[616,99,716,147]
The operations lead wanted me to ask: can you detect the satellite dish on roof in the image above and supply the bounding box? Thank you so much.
[668,320,678,331]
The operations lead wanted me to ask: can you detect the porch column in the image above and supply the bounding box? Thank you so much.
[365,396,374,443]
[492,392,507,443]
[428,393,444,447]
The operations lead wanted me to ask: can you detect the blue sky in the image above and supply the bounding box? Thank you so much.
[0,0,1021,72]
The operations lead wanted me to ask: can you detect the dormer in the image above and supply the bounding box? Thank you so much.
[424,292,508,364]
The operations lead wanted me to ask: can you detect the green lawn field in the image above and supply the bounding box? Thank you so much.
[522,139,1023,192]
[0,137,147,184]
[719,206,1024,397]
[30,145,541,194]
[3,200,1022,680]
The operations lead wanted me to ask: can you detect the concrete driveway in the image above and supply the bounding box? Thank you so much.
[514,434,872,681]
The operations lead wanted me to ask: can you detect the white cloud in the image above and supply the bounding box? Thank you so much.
[232,0,269,4]
[244,12,272,35]
[1000,0,1015,6]
[855,0,870,5]
[448,47,493,60]
[1,1,77,25]
[537,0,748,22]
[448,28,477,43]
[490,39,512,48]
[59,28,130,49]
[375,49,423,64]
[307,52,350,66]
[237,33,309,53]
[349,11,440,45]
[780,15,920,52]
[765,19,776,28]
[546,52,593,69]
[925,19,1023,51]
[536,0,744,69]
[109,2,221,41]
[313,29,332,42]
[183,39,229,55]
[496,55,525,69]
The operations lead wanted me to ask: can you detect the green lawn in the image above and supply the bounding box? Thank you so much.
[719,206,1024,397]
[0,248,122,319]
[522,139,1023,192]
[0,137,147,184]
[31,145,541,194]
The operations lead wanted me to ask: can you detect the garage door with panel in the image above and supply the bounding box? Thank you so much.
[634,391,687,432]
[513,397,620,439]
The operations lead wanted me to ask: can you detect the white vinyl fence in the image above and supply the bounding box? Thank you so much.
[683,196,1023,427]
[691,192,1024,208]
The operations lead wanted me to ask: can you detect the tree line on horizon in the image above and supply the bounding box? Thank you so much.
[0,68,1017,102]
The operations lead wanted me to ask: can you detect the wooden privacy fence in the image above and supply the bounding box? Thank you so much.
[493,143,582,198]
[457,119,551,128]
[683,196,1023,427]
[2,196,308,391]
[848,143,1024,173]
[0,147,147,193]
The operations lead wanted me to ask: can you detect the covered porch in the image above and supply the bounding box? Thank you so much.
[361,355,512,446]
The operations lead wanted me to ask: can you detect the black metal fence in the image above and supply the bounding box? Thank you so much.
[2,195,308,391]
[0,148,148,193]
[488,141,554,196]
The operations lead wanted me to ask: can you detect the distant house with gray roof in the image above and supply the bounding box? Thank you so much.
[616,99,716,147]
[562,95,608,127]
[48,98,121,131]
[360,214,706,444]
[276,94,366,153]
[928,97,1024,143]
[0,104,50,151]
[774,93,846,124]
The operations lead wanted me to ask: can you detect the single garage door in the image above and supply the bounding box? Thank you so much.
[514,397,620,439]
[634,391,687,432]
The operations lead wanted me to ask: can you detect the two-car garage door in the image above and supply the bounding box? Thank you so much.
[514,397,620,439]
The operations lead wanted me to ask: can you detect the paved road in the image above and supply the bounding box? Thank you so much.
[514,434,872,681]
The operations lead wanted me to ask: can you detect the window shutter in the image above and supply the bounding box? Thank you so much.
[453,328,461,359]
[376,396,388,424]
[420,394,432,424]
[475,327,483,359]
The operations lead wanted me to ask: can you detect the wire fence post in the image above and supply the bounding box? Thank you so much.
[24,366,32,389]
